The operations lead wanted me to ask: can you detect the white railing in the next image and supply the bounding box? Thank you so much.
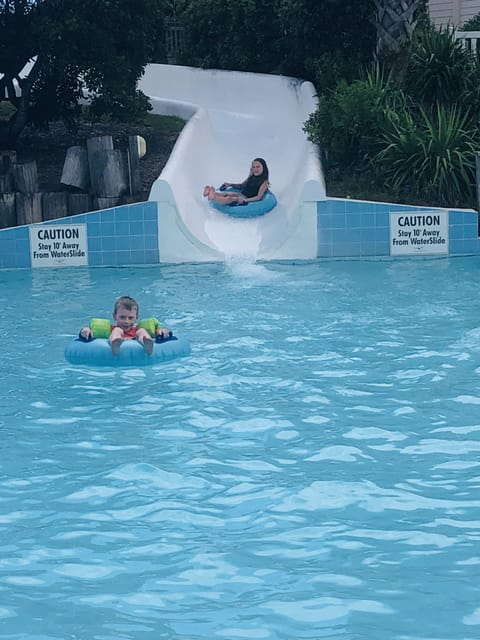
[455,30,480,54]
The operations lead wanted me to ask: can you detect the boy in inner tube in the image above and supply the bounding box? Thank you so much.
[79,295,171,356]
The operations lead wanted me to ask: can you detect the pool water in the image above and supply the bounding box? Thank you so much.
[1,257,480,640]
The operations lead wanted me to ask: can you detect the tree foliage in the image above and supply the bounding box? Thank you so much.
[178,0,283,73]
[277,0,376,80]
[0,0,167,146]
[179,0,377,84]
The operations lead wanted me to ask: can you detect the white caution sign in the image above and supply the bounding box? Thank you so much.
[29,224,88,267]
[390,211,448,256]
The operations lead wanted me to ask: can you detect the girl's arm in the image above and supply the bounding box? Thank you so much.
[223,177,248,189]
[242,180,269,202]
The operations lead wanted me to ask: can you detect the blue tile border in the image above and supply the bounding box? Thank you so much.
[0,201,160,269]
[318,198,480,259]
[1,197,479,268]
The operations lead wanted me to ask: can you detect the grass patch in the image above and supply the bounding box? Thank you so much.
[145,113,185,134]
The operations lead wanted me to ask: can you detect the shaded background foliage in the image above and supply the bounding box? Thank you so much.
[178,0,283,73]
[0,0,166,144]
[178,0,376,85]
[2,0,480,208]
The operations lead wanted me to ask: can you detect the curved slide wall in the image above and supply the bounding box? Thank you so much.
[139,64,326,262]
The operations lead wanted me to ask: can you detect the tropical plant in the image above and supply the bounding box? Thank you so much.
[374,104,480,207]
[404,24,480,108]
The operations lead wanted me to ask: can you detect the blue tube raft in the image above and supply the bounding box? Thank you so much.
[210,188,277,218]
[65,336,191,367]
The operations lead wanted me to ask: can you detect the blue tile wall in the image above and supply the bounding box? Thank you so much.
[0,201,159,269]
[318,198,480,259]
[1,197,479,268]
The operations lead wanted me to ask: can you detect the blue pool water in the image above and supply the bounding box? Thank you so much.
[1,257,480,640]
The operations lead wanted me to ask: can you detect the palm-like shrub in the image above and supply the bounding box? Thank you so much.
[404,25,480,108]
[375,103,479,207]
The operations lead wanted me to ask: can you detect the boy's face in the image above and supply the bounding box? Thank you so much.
[113,305,138,331]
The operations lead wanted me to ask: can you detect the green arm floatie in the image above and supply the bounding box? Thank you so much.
[137,317,162,337]
[88,316,162,339]
[89,318,112,339]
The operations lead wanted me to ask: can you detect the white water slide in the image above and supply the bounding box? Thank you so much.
[138,64,326,262]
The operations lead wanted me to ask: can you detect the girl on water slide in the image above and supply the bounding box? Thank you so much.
[203,157,270,206]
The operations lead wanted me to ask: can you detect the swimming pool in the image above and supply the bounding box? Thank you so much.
[1,257,480,640]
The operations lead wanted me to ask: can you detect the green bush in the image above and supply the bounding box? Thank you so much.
[461,13,480,30]
[307,52,365,95]
[375,103,480,207]
[304,66,406,176]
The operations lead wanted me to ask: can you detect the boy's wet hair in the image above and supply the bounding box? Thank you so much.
[114,295,139,315]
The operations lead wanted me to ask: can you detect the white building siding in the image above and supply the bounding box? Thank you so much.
[428,0,480,27]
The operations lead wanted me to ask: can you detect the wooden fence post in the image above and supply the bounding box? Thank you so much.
[127,135,146,197]
[15,192,42,226]
[42,192,68,221]
[13,161,39,195]
[68,193,92,215]
[61,146,90,191]
[0,193,16,228]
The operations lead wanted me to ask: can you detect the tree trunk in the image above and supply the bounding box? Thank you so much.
[0,56,43,146]
[374,0,423,81]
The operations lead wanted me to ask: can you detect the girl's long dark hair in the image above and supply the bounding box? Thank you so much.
[242,157,269,197]
[252,157,269,182]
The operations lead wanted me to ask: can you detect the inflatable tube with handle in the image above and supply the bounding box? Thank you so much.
[210,187,277,218]
[65,335,191,367]
[65,316,191,367]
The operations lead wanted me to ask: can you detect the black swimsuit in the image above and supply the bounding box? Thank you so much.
[241,175,266,198]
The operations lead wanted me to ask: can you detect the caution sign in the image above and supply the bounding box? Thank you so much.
[29,224,88,267]
[390,211,448,256]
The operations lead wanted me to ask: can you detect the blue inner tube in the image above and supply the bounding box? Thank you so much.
[65,336,191,367]
[210,188,277,218]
